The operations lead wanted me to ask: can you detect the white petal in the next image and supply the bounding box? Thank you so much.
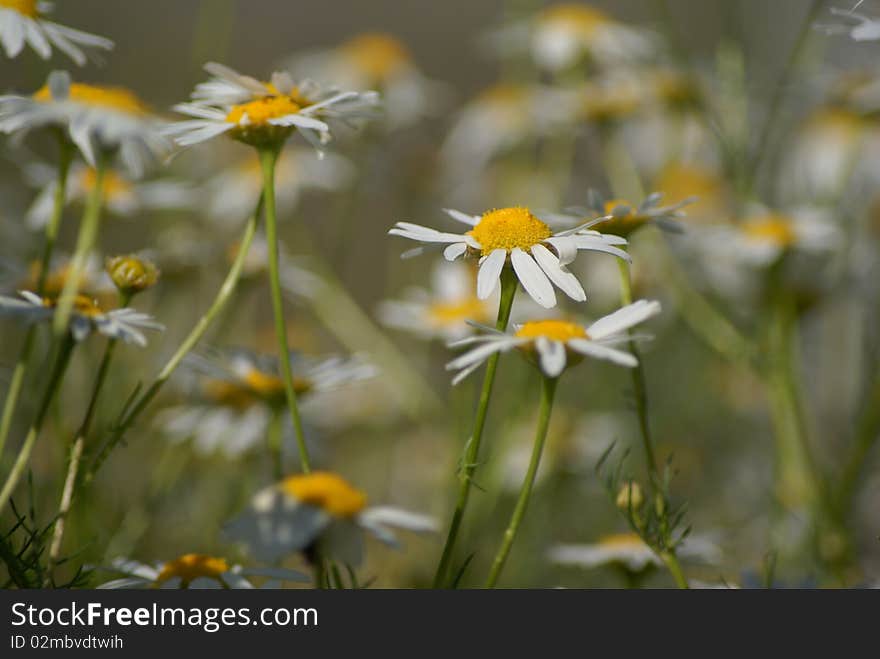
[531,244,585,302]
[586,300,662,340]
[443,208,479,226]
[477,249,506,299]
[510,248,555,308]
[536,337,567,377]
[443,242,468,261]
[359,506,438,534]
[568,339,638,367]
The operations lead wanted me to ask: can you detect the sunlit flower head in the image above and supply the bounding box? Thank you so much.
[157,347,376,457]
[24,161,193,229]
[446,300,661,383]
[0,71,170,177]
[548,532,721,572]
[389,206,630,309]
[0,0,112,65]
[165,62,379,151]
[578,191,691,238]
[486,3,657,73]
[96,555,308,589]
[0,290,162,344]
[224,471,437,565]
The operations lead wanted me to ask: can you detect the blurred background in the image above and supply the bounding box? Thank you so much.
[1,0,880,588]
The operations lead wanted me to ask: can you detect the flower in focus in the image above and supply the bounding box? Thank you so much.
[378,261,494,341]
[224,471,438,564]
[579,191,691,238]
[446,300,661,383]
[165,62,379,151]
[24,162,194,229]
[548,532,721,572]
[389,206,630,309]
[0,0,112,65]
[96,555,308,589]
[487,3,656,73]
[0,290,162,344]
[157,348,376,457]
[0,71,170,177]
[282,32,443,128]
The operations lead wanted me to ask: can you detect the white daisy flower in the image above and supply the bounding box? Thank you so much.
[0,0,112,65]
[165,62,379,151]
[96,554,309,589]
[224,471,438,565]
[486,3,657,74]
[548,532,721,572]
[24,162,194,229]
[4,253,113,299]
[574,190,692,238]
[0,71,170,177]
[0,290,162,345]
[282,32,445,128]
[446,301,662,383]
[389,206,630,309]
[156,348,376,457]
[819,6,880,41]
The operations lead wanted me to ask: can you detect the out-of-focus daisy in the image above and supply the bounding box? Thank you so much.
[0,290,162,344]
[389,206,630,309]
[819,6,880,41]
[165,62,379,151]
[446,300,661,383]
[576,191,691,238]
[201,146,353,226]
[378,261,494,341]
[96,554,309,589]
[653,162,730,224]
[157,348,376,457]
[224,471,437,565]
[487,3,656,74]
[283,32,443,128]
[578,74,644,127]
[721,208,840,266]
[0,0,112,65]
[548,532,721,572]
[7,254,113,299]
[0,71,170,177]
[24,162,193,229]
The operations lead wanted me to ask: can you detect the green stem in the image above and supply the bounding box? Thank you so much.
[259,146,310,473]
[52,154,106,337]
[267,406,283,481]
[660,551,690,589]
[485,375,557,588]
[0,334,75,515]
[0,141,73,460]
[433,267,518,588]
[836,375,880,516]
[85,197,262,481]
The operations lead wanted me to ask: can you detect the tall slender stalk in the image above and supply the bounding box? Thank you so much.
[267,407,283,481]
[485,375,557,588]
[0,334,76,515]
[259,146,310,473]
[0,140,73,459]
[85,198,262,481]
[433,267,518,587]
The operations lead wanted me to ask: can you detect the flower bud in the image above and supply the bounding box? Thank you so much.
[106,255,159,297]
[616,481,644,511]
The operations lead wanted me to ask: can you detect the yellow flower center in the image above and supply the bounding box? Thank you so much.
[43,294,103,317]
[342,33,411,83]
[597,199,647,237]
[280,472,367,518]
[34,83,148,115]
[468,207,551,255]
[226,95,302,126]
[154,554,230,587]
[598,532,648,550]
[742,213,797,248]
[427,298,489,326]
[654,163,725,222]
[80,167,132,201]
[0,0,38,18]
[539,4,611,36]
[23,263,87,299]
[203,368,310,410]
[515,319,588,342]
[582,85,640,123]
[807,108,863,141]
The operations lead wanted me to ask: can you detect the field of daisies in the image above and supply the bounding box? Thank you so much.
[0,0,879,589]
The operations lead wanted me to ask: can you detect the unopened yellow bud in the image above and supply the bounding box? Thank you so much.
[106,255,159,297]
[616,481,644,511]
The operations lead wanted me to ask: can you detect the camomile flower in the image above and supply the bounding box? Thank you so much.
[24,162,193,229]
[548,532,721,572]
[165,62,379,151]
[446,300,662,383]
[0,0,112,65]
[282,32,444,128]
[7,253,113,299]
[0,290,162,344]
[0,71,170,177]
[819,6,880,41]
[653,162,730,224]
[224,471,438,565]
[96,555,309,589]
[486,3,657,74]
[157,348,376,457]
[722,208,840,266]
[389,206,630,309]
[377,261,495,341]
[575,190,692,238]
[201,146,353,226]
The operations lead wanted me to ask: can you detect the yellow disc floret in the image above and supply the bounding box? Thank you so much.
[598,532,648,550]
[342,33,411,83]
[226,95,302,126]
[0,0,39,18]
[428,298,489,327]
[34,82,148,115]
[280,472,367,518]
[515,319,588,342]
[597,199,647,237]
[154,554,230,587]
[742,213,797,248]
[539,4,611,36]
[468,207,552,255]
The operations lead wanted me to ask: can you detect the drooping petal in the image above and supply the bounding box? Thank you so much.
[531,243,585,302]
[510,247,555,308]
[477,248,506,299]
